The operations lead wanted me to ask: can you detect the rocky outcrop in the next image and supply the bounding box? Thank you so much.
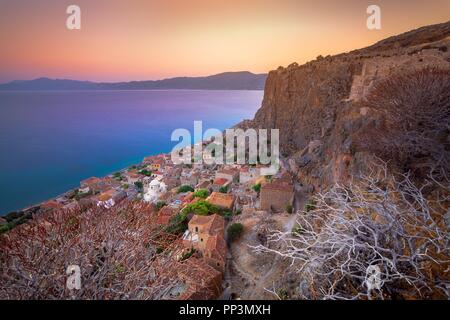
[243,21,450,191]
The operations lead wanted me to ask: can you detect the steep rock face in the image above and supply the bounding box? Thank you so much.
[247,22,450,191]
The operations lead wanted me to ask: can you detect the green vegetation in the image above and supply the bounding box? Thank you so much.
[113,172,122,179]
[286,204,293,214]
[219,185,228,193]
[291,225,304,236]
[134,181,143,190]
[0,214,32,235]
[180,248,196,261]
[114,263,125,274]
[74,190,93,201]
[181,200,219,216]
[235,209,242,216]
[0,224,11,234]
[305,199,316,212]
[156,247,164,254]
[252,183,261,193]
[139,169,153,177]
[156,201,167,210]
[221,210,232,219]
[122,184,129,190]
[227,223,244,241]
[277,288,289,300]
[177,185,194,194]
[193,188,210,199]
[164,213,188,235]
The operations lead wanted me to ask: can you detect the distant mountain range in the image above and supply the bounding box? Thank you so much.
[0,71,267,91]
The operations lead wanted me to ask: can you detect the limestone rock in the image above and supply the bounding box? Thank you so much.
[244,22,450,188]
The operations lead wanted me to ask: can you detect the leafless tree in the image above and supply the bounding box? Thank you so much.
[252,163,449,300]
[358,67,450,178]
[0,201,184,299]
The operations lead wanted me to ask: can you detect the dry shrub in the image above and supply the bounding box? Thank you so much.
[252,163,449,300]
[0,202,183,299]
[358,68,450,178]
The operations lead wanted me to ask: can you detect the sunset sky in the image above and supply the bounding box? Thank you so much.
[0,0,449,83]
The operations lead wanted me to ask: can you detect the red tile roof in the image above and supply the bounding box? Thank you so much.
[213,178,229,186]
[206,192,235,210]
[189,214,225,234]
[205,234,227,263]
[261,181,294,192]
[81,177,102,187]
[156,206,178,225]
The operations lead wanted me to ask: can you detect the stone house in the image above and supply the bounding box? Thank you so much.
[215,168,239,183]
[96,189,127,209]
[182,214,225,251]
[124,171,143,185]
[79,177,105,193]
[162,176,180,191]
[143,155,165,171]
[182,214,227,273]
[211,178,231,192]
[195,180,212,191]
[180,171,200,187]
[260,181,294,212]
[239,166,261,184]
[203,234,227,273]
[206,192,235,212]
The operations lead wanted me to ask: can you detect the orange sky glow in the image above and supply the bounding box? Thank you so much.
[0,0,449,82]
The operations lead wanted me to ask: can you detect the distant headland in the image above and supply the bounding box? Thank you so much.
[0,71,267,91]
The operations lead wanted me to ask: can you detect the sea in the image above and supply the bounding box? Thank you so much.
[0,90,263,215]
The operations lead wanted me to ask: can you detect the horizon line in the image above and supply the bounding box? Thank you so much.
[0,70,269,86]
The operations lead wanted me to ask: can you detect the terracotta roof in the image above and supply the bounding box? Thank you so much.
[126,172,141,179]
[97,189,115,201]
[205,234,227,262]
[181,192,194,203]
[143,155,157,162]
[196,181,211,189]
[189,214,225,234]
[158,206,177,216]
[213,178,229,186]
[261,181,294,192]
[218,168,238,176]
[156,206,178,224]
[81,177,102,187]
[206,192,235,210]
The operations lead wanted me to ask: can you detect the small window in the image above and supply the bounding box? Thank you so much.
[201,238,203,242]
[217,263,220,267]
[195,227,198,232]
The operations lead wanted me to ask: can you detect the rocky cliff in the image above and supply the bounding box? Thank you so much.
[243,21,450,191]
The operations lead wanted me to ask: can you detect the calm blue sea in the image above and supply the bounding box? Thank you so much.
[0,90,263,215]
